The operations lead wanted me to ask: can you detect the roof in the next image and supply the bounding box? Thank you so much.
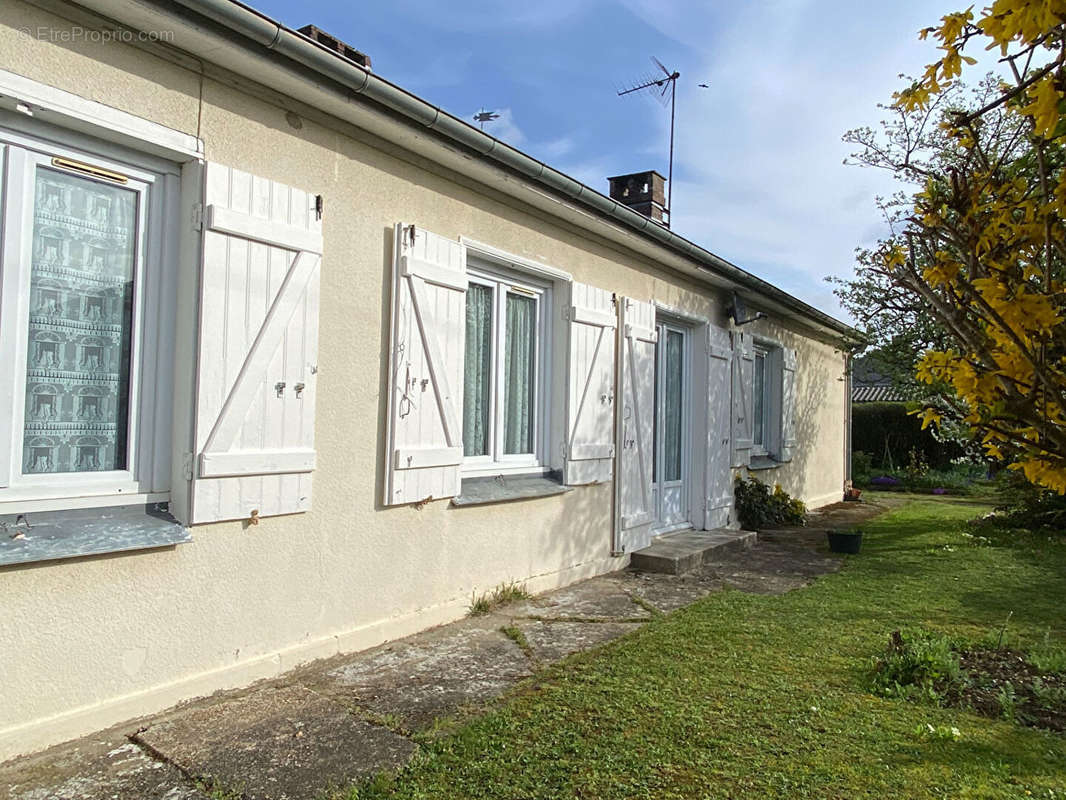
[851,354,907,402]
[852,384,906,403]
[89,0,863,342]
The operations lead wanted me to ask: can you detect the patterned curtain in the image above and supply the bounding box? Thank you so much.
[503,292,535,455]
[22,167,136,474]
[463,283,493,457]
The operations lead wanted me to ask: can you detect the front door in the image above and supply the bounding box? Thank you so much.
[652,321,689,531]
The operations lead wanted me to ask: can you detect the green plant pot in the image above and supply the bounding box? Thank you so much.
[827,530,863,554]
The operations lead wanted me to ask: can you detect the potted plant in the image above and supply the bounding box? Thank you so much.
[827,528,864,554]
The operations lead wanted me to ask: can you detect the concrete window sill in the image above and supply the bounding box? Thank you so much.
[452,473,572,507]
[748,456,784,471]
[0,504,190,567]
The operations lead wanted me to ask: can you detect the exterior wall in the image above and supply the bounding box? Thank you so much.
[734,317,848,509]
[0,0,846,760]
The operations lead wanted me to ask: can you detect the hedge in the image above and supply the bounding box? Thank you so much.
[852,401,962,470]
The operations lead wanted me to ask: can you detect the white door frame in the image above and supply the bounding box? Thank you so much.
[651,316,692,534]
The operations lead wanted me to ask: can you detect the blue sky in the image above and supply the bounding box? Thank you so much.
[252,0,984,321]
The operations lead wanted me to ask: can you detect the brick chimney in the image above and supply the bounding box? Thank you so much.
[298,25,372,70]
[607,170,667,226]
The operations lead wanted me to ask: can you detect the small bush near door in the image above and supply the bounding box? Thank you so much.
[734,476,806,530]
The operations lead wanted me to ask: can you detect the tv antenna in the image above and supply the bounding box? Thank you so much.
[473,108,500,130]
[617,56,680,221]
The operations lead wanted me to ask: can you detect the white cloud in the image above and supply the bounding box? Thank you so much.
[610,0,1003,320]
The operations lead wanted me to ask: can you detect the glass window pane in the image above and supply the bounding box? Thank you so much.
[663,330,683,482]
[753,352,766,446]
[503,292,536,455]
[463,283,493,457]
[23,167,137,474]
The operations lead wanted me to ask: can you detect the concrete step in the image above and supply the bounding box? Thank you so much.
[629,528,757,575]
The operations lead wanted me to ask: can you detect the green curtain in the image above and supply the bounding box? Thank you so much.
[503,293,535,454]
[663,329,683,482]
[22,167,136,474]
[753,351,766,446]
[463,284,493,456]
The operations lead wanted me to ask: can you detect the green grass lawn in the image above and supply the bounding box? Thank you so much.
[343,496,1066,799]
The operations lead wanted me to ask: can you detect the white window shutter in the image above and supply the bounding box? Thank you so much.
[731,330,754,468]
[383,223,466,506]
[191,163,322,524]
[564,282,616,485]
[616,297,657,551]
[779,347,798,462]
[705,323,733,528]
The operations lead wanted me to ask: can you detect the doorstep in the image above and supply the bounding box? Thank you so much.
[629,528,757,575]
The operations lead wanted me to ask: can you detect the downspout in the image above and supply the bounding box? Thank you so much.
[844,352,853,497]
[126,0,861,342]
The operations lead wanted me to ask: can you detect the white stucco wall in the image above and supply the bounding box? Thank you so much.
[0,0,848,760]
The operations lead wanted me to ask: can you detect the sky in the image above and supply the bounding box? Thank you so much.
[251,0,989,322]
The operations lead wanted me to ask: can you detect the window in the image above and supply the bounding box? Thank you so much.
[752,345,769,450]
[462,263,550,475]
[0,126,174,510]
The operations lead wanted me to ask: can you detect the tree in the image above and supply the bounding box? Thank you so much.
[843,3,1066,493]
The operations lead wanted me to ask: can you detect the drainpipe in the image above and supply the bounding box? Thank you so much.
[844,352,853,497]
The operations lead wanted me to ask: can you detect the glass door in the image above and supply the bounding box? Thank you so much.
[652,321,689,531]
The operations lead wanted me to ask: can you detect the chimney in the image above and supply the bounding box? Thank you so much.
[298,25,372,70]
[607,170,668,227]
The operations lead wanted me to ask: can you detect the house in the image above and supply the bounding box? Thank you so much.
[0,0,861,761]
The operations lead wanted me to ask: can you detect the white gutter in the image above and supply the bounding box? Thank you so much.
[67,0,861,343]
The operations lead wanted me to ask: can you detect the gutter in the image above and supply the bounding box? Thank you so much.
[70,0,862,342]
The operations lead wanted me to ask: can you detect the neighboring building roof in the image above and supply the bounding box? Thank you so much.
[78,0,863,344]
[851,355,907,403]
[852,384,906,403]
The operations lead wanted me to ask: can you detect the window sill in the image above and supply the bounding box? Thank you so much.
[748,456,784,471]
[0,504,190,567]
[452,472,571,507]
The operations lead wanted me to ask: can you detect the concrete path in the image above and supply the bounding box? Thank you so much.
[0,517,864,800]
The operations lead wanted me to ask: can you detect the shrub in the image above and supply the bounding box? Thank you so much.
[870,628,964,702]
[734,477,806,530]
[991,470,1066,532]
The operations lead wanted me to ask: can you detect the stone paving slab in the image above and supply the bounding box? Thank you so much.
[133,685,414,800]
[308,615,534,732]
[1,531,847,800]
[620,569,726,612]
[505,574,651,621]
[0,728,208,800]
[514,620,644,664]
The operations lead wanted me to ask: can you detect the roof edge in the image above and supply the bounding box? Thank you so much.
[73,0,863,341]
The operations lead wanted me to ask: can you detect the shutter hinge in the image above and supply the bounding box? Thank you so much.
[182,452,194,481]
[192,203,204,232]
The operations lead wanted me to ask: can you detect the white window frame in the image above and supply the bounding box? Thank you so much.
[0,121,178,513]
[751,340,783,458]
[462,259,553,478]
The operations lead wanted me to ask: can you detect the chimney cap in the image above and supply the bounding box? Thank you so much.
[606,169,667,182]
[297,24,372,70]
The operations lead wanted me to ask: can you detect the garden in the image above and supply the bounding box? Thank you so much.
[336,495,1066,799]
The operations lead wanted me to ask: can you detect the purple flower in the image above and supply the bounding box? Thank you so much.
[871,475,901,486]
[932,487,946,495]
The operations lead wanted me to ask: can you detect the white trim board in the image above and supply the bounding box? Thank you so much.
[0,69,203,161]
[460,236,573,283]
[651,300,710,327]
